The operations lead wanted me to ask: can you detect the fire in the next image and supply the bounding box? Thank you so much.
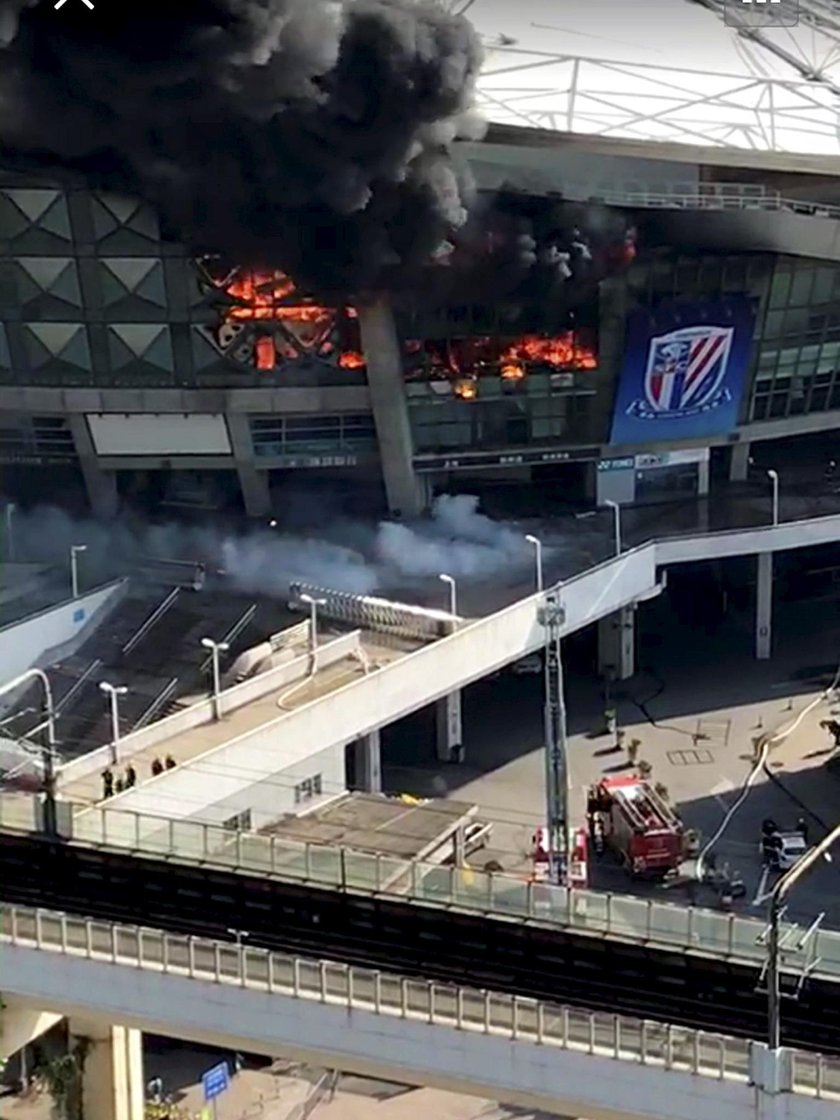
[501,361,525,381]
[206,264,364,371]
[500,333,597,370]
[338,351,365,369]
[454,378,477,400]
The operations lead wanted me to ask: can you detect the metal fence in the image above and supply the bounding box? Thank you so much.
[8,902,837,1098]
[288,582,454,642]
[10,799,840,985]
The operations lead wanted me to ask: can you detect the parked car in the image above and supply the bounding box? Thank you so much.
[760,830,809,871]
[510,653,542,676]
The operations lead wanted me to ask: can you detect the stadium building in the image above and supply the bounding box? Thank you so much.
[3,0,840,520]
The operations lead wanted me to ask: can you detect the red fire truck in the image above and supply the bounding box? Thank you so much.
[587,774,684,879]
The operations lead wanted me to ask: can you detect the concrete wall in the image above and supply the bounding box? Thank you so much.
[4,946,836,1120]
[0,579,126,688]
[136,741,345,838]
[59,630,360,792]
[655,512,840,564]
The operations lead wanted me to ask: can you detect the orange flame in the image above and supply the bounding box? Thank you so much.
[454,378,477,400]
[500,361,525,381]
[218,267,364,370]
[501,333,597,370]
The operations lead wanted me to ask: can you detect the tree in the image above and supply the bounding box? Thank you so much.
[35,1038,90,1120]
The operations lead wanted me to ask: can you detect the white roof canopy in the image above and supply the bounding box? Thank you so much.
[458,0,840,155]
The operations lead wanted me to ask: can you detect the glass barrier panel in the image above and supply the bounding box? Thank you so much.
[727,915,767,962]
[667,1026,699,1071]
[296,959,322,993]
[244,951,269,986]
[37,913,63,945]
[89,921,114,956]
[102,809,138,849]
[268,953,294,988]
[265,837,310,881]
[538,883,571,924]
[540,1004,566,1044]
[488,876,531,918]
[514,998,539,1037]
[143,823,176,857]
[0,794,38,831]
[217,945,242,979]
[404,979,431,1016]
[378,975,403,1010]
[566,1008,594,1049]
[792,1052,819,1094]
[615,1015,642,1057]
[139,930,165,965]
[431,983,460,1023]
[203,823,233,859]
[236,834,272,874]
[459,991,486,1028]
[814,930,840,978]
[414,864,456,905]
[452,866,494,911]
[343,850,380,892]
[640,1021,668,1065]
[0,907,13,938]
[647,900,692,946]
[569,889,608,932]
[376,856,413,895]
[690,909,735,956]
[115,927,140,961]
[487,992,514,1033]
[607,894,651,940]
[322,963,349,1001]
[64,918,89,951]
[71,808,104,846]
[170,820,205,861]
[307,845,342,887]
[820,1056,840,1097]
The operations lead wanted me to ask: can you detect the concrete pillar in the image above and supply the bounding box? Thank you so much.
[756,551,773,660]
[226,413,271,519]
[357,299,424,518]
[730,441,751,482]
[697,456,710,532]
[0,1001,62,1061]
[597,607,635,681]
[435,690,463,762]
[69,1022,144,1120]
[356,728,382,793]
[69,416,118,519]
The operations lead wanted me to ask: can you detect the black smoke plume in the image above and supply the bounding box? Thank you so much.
[0,0,484,293]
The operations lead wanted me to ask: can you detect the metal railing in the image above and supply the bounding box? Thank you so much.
[122,587,181,657]
[563,188,840,220]
[12,799,840,985]
[133,677,180,731]
[199,604,257,675]
[55,658,102,716]
[7,902,838,1098]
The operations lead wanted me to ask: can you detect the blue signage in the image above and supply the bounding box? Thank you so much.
[73,608,85,623]
[609,297,754,445]
[202,1062,230,1103]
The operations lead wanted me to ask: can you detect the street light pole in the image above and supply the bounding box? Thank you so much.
[5,502,16,562]
[99,681,127,765]
[439,573,457,616]
[201,637,229,721]
[770,470,784,526]
[70,544,87,599]
[766,821,840,1049]
[0,668,57,836]
[604,500,622,555]
[537,590,569,886]
[525,534,544,593]
[299,592,326,670]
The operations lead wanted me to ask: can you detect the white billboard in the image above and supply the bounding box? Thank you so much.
[86,414,232,456]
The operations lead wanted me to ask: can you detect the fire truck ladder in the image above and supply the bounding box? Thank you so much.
[537,591,568,886]
[755,908,825,998]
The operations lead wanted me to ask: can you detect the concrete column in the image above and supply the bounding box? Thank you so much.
[357,299,424,518]
[435,690,463,762]
[226,413,271,519]
[697,457,710,532]
[597,607,635,681]
[69,1021,144,1120]
[730,441,751,482]
[756,551,773,660]
[69,416,118,519]
[356,728,382,793]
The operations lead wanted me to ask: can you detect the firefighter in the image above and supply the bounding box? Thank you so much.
[101,768,114,800]
[165,754,177,770]
[124,764,137,788]
[797,816,809,844]
[151,758,164,777]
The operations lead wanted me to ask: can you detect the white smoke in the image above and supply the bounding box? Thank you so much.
[5,494,540,598]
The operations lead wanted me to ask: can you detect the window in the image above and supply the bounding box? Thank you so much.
[222,810,252,832]
[250,414,376,457]
[294,773,323,805]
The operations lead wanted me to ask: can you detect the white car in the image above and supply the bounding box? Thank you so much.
[761,831,809,871]
[510,653,543,676]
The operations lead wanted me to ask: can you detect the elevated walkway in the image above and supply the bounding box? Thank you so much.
[92,511,840,825]
[2,905,838,1120]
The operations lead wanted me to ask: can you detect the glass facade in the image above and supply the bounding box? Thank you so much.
[750,258,840,421]
[0,414,76,463]
[250,413,377,459]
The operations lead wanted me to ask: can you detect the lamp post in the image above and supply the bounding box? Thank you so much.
[766,822,838,1050]
[439,573,457,616]
[5,502,16,562]
[0,668,57,836]
[99,681,127,764]
[299,592,326,669]
[767,469,780,527]
[604,500,622,556]
[70,544,87,599]
[201,637,229,722]
[525,534,544,593]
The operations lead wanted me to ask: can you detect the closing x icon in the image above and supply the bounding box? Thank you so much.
[54,0,95,9]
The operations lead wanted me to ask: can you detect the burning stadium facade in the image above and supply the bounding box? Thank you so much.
[2,144,840,520]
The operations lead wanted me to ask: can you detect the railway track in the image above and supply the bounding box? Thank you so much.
[2,829,839,1054]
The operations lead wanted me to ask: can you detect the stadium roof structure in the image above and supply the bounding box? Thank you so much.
[459,0,840,159]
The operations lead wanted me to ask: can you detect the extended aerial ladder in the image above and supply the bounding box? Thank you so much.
[538,591,568,885]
